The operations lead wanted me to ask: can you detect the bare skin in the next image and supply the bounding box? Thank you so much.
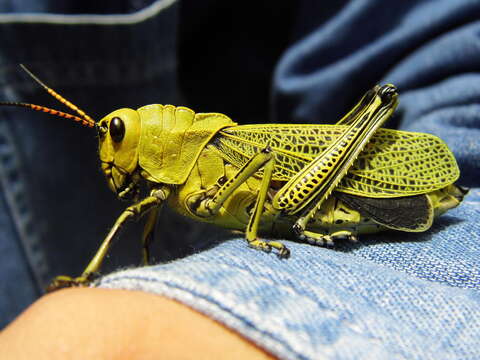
[0,288,275,360]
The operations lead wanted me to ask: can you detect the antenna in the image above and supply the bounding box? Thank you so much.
[0,101,94,127]
[0,65,96,128]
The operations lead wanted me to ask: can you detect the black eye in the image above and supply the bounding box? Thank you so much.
[110,117,125,142]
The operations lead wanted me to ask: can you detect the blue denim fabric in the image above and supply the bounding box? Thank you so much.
[0,0,180,327]
[2,0,480,359]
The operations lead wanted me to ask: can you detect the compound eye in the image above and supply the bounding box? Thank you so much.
[110,117,125,142]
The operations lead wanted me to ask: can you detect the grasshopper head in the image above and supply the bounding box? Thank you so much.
[0,66,143,200]
[97,108,141,199]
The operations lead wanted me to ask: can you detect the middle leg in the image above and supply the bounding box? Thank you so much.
[189,147,289,258]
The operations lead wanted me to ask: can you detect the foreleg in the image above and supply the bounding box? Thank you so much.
[47,187,170,291]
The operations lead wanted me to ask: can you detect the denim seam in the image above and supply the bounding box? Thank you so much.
[0,0,177,25]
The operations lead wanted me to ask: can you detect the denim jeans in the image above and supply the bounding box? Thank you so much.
[2,1,480,359]
[0,0,180,325]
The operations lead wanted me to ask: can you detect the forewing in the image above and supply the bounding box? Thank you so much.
[215,124,336,181]
[214,124,459,197]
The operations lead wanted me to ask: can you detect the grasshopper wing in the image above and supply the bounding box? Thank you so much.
[335,192,433,232]
[214,124,459,198]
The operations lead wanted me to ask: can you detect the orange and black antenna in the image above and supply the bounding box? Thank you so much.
[0,65,96,128]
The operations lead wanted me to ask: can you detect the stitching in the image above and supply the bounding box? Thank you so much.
[0,0,178,25]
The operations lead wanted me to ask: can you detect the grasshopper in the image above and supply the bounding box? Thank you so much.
[1,66,466,291]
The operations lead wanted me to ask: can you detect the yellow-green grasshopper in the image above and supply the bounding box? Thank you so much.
[1,66,466,291]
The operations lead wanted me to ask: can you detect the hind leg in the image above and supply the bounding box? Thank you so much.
[294,226,358,247]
